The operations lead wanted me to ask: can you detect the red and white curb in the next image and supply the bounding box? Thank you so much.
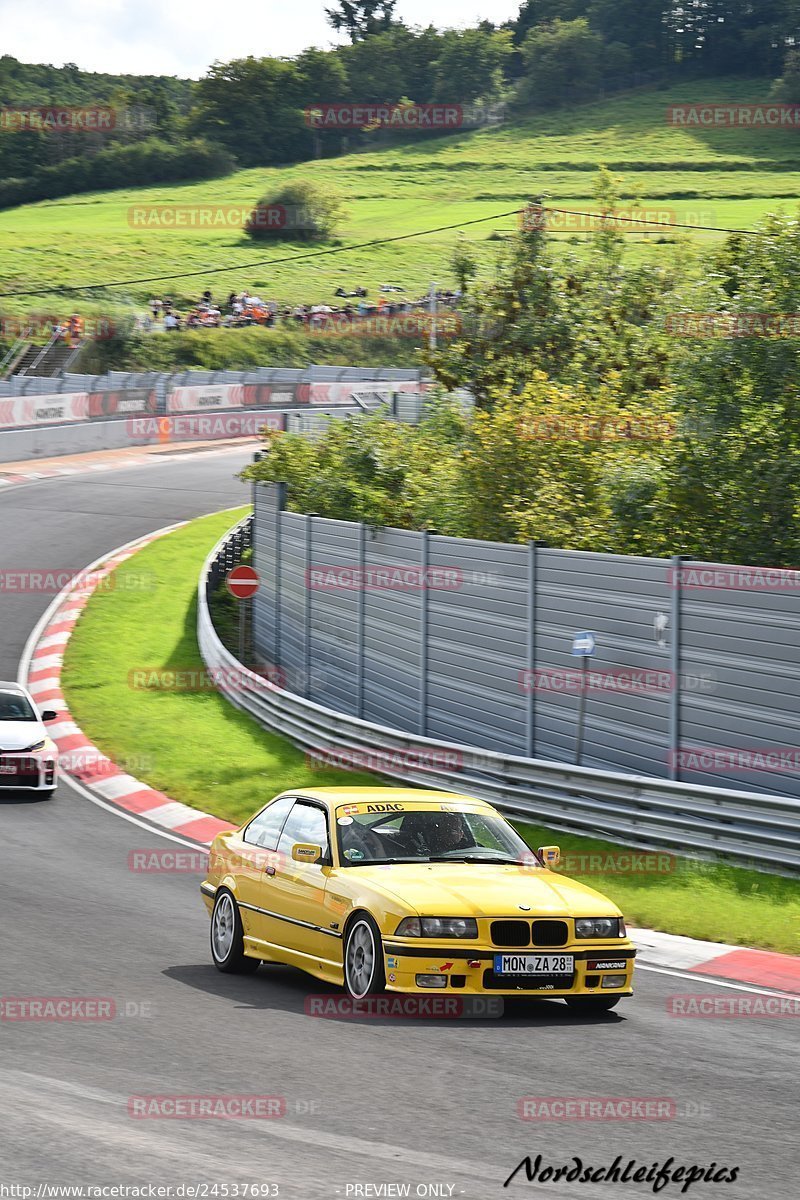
[19,520,237,848]
[16,519,800,997]
[630,927,800,994]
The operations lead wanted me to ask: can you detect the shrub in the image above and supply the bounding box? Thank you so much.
[244,178,342,241]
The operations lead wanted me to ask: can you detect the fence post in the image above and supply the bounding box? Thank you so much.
[419,531,430,736]
[304,513,313,698]
[357,522,366,719]
[525,542,537,758]
[669,554,688,781]
[273,483,287,665]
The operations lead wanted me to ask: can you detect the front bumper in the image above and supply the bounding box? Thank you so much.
[381,940,635,997]
[0,751,58,791]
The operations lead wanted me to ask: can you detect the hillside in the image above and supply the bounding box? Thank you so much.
[0,76,797,319]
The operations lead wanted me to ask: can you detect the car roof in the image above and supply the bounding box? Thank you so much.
[294,787,494,809]
[0,682,27,695]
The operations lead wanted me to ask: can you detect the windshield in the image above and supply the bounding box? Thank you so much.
[0,694,36,722]
[335,806,537,866]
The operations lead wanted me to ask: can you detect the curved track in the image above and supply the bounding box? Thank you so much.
[1,449,796,1197]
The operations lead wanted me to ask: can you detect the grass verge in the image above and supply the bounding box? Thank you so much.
[61,508,800,954]
[61,507,375,826]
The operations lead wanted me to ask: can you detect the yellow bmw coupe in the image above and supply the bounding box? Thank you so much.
[201,787,635,1011]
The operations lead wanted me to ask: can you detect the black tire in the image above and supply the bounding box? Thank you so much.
[40,789,56,800]
[343,913,386,999]
[565,996,621,1013]
[210,889,259,974]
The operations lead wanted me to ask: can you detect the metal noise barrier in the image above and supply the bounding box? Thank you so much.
[198,517,800,875]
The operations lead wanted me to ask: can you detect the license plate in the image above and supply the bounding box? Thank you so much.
[0,764,17,774]
[494,953,574,975]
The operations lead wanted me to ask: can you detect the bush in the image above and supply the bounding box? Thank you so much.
[244,178,342,241]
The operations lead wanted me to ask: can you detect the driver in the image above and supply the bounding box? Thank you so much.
[403,810,473,856]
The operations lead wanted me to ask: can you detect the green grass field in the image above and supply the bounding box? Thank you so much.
[1,76,798,321]
[60,508,800,954]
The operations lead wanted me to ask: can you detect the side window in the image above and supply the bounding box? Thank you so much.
[277,802,329,859]
[243,796,294,849]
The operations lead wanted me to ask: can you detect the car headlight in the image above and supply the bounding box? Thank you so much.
[575,917,624,939]
[21,740,46,753]
[395,917,478,939]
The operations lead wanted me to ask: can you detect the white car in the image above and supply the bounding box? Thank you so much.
[0,682,59,798]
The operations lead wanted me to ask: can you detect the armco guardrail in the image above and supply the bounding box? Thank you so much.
[198,516,800,873]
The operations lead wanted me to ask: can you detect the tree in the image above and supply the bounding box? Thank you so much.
[325,0,397,43]
[518,18,612,107]
[191,57,310,166]
[432,29,514,104]
[657,214,800,565]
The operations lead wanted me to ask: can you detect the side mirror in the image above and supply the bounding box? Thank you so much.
[41,710,58,722]
[292,842,322,863]
[538,844,560,869]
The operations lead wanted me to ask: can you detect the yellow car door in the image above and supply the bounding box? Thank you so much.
[262,799,340,971]
[232,794,295,950]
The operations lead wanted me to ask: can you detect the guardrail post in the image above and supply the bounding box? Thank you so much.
[304,513,313,698]
[357,522,366,718]
[419,531,430,736]
[669,554,689,781]
[525,542,537,758]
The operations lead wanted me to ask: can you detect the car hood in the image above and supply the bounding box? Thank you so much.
[0,720,46,751]
[348,862,621,918]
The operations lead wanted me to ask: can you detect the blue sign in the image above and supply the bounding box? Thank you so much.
[571,631,596,657]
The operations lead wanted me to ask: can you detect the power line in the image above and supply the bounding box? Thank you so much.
[0,208,523,298]
[0,203,779,299]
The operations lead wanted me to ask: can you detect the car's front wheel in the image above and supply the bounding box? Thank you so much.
[565,996,621,1013]
[210,889,259,974]
[344,914,385,999]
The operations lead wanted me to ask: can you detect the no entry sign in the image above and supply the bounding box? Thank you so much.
[226,564,260,600]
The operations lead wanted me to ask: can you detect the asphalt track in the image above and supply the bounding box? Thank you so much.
[1,449,797,1199]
